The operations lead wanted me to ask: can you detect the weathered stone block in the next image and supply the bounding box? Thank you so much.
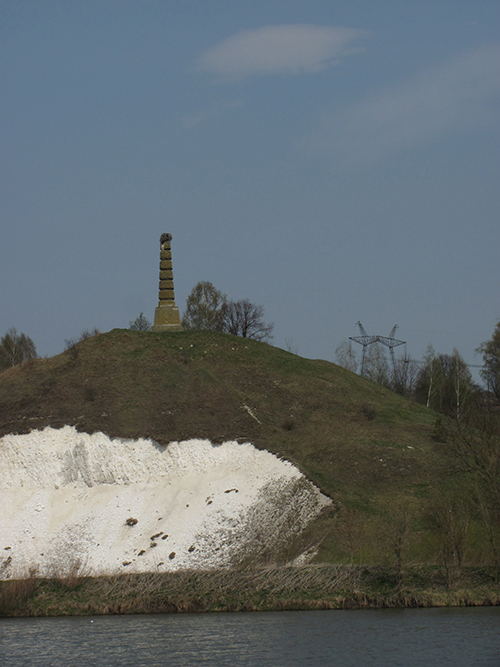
[152,303,183,331]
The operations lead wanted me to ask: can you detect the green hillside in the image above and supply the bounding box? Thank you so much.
[0,329,495,570]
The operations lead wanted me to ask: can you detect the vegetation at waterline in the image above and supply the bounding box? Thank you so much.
[1,565,499,617]
[0,325,499,611]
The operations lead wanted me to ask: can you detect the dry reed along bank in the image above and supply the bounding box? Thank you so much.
[1,565,499,617]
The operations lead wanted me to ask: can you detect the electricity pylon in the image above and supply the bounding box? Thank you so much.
[376,324,406,369]
[349,322,378,375]
[349,322,406,375]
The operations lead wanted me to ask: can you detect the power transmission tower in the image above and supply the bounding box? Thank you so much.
[349,322,406,375]
[349,322,378,376]
[377,324,406,370]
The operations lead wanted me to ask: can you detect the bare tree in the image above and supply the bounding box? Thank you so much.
[221,299,274,341]
[129,313,152,331]
[420,344,438,408]
[415,348,475,419]
[284,337,299,355]
[449,407,500,536]
[335,340,358,373]
[0,328,37,370]
[378,497,414,587]
[64,328,101,359]
[476,320,500,399]
[391,353,420,397]
[424,491,471,583]
[363,342,390,387]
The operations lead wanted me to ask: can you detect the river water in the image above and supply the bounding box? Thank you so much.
[1,607,499,666]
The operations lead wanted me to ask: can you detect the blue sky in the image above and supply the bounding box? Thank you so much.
[1,0,499,379]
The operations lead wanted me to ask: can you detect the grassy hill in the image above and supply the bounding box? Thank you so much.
[0,329,492,570]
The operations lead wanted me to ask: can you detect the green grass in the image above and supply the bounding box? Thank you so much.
[0,328,497,574]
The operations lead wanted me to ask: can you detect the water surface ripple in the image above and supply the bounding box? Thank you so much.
[1,607,499,666]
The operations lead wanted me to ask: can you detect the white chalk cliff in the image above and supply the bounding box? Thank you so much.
[0,426,331,579]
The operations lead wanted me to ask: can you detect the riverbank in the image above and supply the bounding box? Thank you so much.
[1,565,499,617]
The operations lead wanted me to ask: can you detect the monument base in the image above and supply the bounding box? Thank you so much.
[152,304,184,332]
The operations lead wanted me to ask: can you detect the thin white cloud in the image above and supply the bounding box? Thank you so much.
[195,24,368,79]
[306,43,500,166]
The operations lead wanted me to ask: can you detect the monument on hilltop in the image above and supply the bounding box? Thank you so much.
[151,233,183,332]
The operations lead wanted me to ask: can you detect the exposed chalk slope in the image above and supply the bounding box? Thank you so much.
[0,427,331,578]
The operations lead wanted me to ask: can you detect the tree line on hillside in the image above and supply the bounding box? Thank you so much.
[130,280,274,341]
[2,306,498,416]
[0,327,106,370]
[335,321,500,418]
[181,281,274,341]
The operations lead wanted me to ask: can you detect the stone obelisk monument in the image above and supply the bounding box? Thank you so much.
[152,233,183,332]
